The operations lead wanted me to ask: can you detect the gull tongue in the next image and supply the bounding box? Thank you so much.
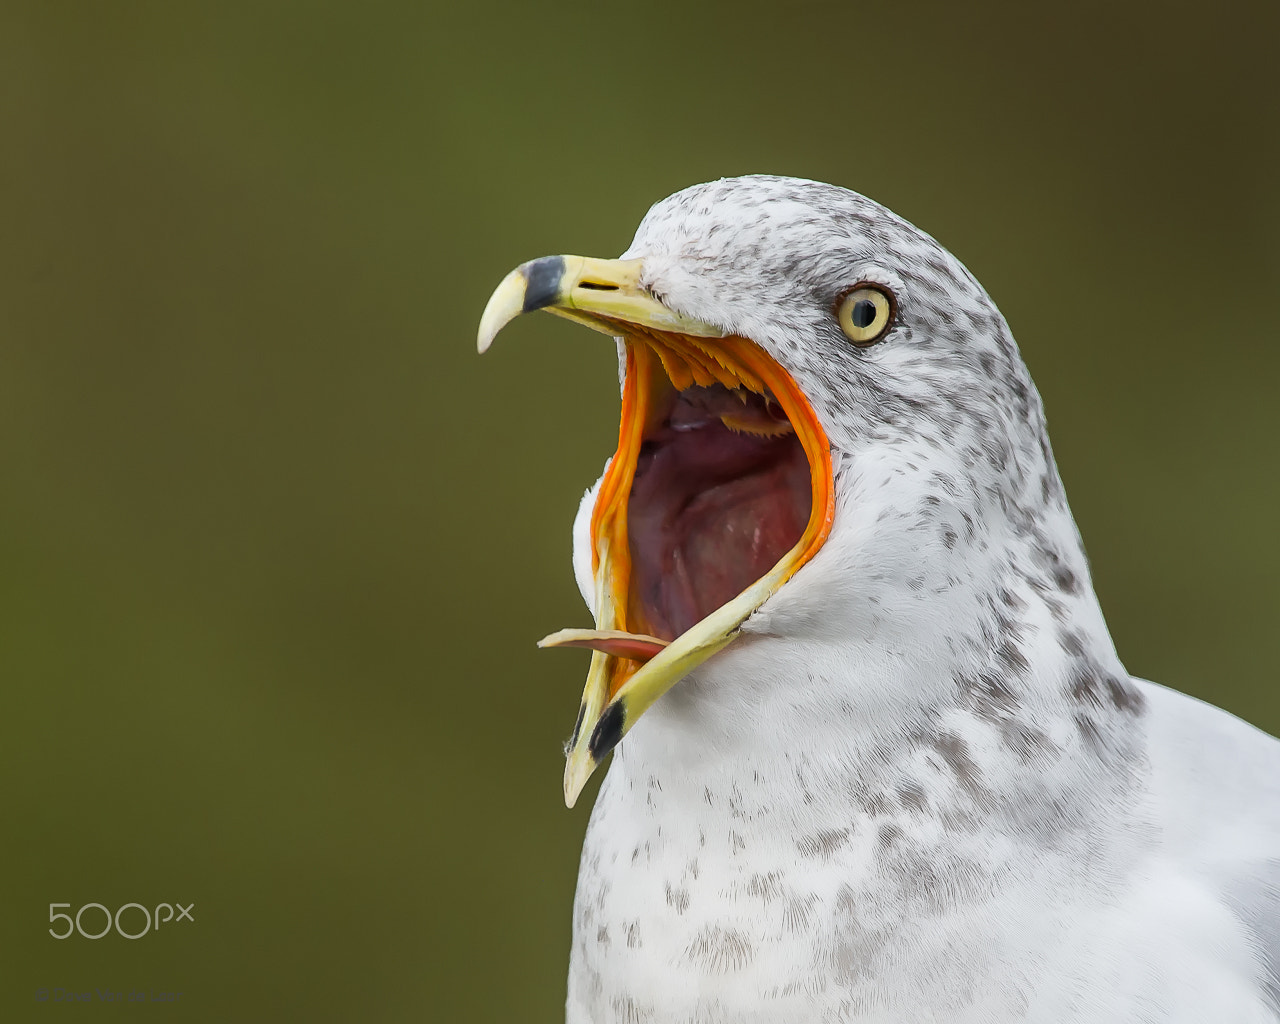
[538,628,670,663]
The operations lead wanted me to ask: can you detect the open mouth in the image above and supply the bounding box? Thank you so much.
[551,328,832,700]
[630,381,811,643]
[578,336,816,664]
[477,255,834,803]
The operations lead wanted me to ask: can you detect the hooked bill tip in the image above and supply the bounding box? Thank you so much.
[476,266,533,353]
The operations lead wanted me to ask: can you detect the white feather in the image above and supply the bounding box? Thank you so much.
[554,176,1279,1023]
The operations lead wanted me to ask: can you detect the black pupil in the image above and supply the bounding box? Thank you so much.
[851,298,877,330]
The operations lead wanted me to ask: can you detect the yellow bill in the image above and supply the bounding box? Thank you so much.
[478,255,834,806]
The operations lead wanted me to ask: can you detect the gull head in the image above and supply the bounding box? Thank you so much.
[480,175,1100,804]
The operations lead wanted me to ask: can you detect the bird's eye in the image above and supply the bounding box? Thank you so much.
[836,285,894,346]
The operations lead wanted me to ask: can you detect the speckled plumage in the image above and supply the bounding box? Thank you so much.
[561,177,1280,1023]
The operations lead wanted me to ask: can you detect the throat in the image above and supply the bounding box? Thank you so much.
[626,385,811,640]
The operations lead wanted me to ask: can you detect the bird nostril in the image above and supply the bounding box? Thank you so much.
[577,280,618,291]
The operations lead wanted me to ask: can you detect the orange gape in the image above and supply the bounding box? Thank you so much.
[587,343,647,698]
[588,331,836,701]
[727,335,836,571]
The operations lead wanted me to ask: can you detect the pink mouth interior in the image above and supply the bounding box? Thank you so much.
[626,385,811,641]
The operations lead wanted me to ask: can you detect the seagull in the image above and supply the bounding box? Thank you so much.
[477,176,1280,1023]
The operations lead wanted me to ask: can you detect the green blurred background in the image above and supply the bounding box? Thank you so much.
[2,0,1276,1019]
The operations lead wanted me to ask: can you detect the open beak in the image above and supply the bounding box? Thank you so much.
[479,255,834,806]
